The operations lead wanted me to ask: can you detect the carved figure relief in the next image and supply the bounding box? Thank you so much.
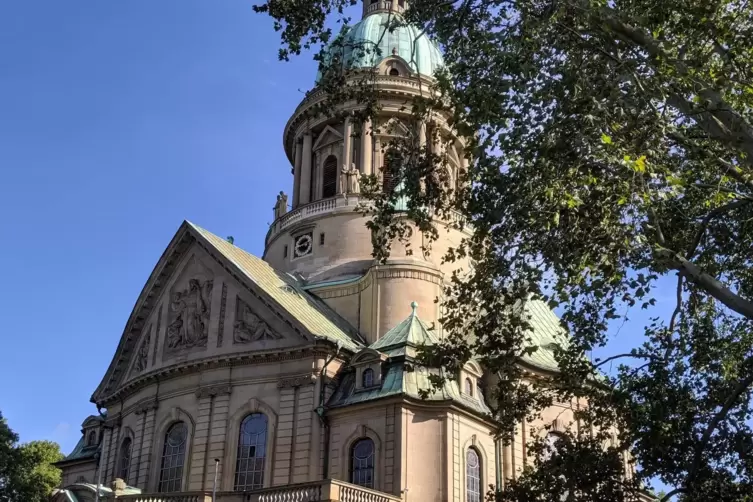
[233,297,281,344]
[132,328,151,376]
[273,191,288,220]
[166,278,213,351]
[348,163,360,193]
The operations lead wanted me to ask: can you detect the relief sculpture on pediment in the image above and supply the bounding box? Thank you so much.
[130,327,151,377]
[166,278,213,352]
[233,297,282,344]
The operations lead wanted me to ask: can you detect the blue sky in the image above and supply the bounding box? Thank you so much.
[0,0,333,452]
[0,0,676,473]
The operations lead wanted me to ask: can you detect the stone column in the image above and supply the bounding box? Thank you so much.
[419,122,427,148]
[360,117,372,175]
[293,139,303,207]
[300,132,313,205]
[337,117,353,193]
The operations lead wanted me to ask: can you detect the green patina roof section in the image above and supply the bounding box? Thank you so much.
[188,222,365,351]
[316,12,444,82]
[59,436,99,463]
[519,299,567,373]
[328,304,491,416]
[370,302,440,352]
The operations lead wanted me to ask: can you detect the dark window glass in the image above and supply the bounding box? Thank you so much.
[464,378,473,396]
[159,422,187,493]
[234,414,268,491]
[350,438,375,488]
[382,149,401,193]
[322,155,338,198]
[389,68,400,76]
[362,368,375,387]
[118,437,132,483]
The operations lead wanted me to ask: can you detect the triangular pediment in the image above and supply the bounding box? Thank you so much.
[92,221,363,406]
[313,125,344,150]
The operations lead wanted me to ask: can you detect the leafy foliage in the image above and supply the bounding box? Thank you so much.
[0,412,63,502]
[254,0,753,500]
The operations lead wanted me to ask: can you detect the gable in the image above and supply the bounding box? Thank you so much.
[91,221,364,406]
[313,125,344,151]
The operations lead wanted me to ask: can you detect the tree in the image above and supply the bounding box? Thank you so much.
[254,0,753,500]
[0,412,62,502]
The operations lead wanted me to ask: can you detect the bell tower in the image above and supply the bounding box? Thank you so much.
[263,2,470,343]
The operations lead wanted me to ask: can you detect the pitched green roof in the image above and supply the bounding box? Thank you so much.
[57,436,98,465]
[519,300,567,373]
[328,303,491,416]
[370,301,439,355]
[189,222,365,351]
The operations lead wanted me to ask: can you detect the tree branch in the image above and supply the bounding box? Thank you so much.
[659,250,753,319]
[687,198,751,258]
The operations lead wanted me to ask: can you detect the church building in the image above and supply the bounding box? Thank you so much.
[53,2,577,501]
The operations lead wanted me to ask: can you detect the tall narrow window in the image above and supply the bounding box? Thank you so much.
[362,368,375,387]
[322,155,338,198]
[464,378,473,396]
[234,413,268,491]
[159,422,187,493]
[466,448,481,502]
[87,431,96,446]
[382,149,401,193]
[118,437,132,482]
[350,438,375,488]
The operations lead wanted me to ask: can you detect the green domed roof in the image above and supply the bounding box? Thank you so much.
[317,12,444,81]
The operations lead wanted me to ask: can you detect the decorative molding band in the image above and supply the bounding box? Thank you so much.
[195,384,233,399]
[277,374,317,389]
[311,264,443,300]
[97,344,339,406]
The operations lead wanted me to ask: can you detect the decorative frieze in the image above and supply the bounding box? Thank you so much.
[134,398,158,415]
[195,384,232,399]
[277,374,317,389]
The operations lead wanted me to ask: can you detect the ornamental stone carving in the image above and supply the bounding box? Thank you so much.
[233,297,282,344]
[165,277,213,354]
[195,384,233,399]
[277,374,316,388]
[132,328,150,375]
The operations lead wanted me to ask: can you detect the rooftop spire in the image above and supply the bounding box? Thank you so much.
[362,0,406,19]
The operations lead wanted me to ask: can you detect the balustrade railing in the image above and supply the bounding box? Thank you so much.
[117,493,211,502]
[114,479,401,502]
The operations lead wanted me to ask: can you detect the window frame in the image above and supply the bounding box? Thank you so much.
[465,447,482,502]
[349,437,376,489]
[233,413,269,491]
[158,422,188,493]
[118,437,132,483]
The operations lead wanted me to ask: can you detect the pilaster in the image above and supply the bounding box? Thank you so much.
[360,117,372,174]
[274,386,296,485]
[137,403,158,490]
[190,384,232,491]
[300,132,313,204]
[293,138,303,207]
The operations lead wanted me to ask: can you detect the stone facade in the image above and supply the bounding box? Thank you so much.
[54,2,601,501]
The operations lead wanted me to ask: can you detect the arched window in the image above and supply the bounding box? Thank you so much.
[118,437,132,482]
[350,438,375,488]
[234,413,268,490]
[389,68,400,76]
[158,422,187,493]
[382,149,401,193]
[87,430,96,446]
[322,155,338,198]
[466,448,481,502]
[362,368,375,387]
[464,378,473,396]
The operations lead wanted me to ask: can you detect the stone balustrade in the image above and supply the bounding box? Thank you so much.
[116,479,402,502]
[265,194,469,246]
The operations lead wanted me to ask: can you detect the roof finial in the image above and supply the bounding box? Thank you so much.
[410,301,418,315]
